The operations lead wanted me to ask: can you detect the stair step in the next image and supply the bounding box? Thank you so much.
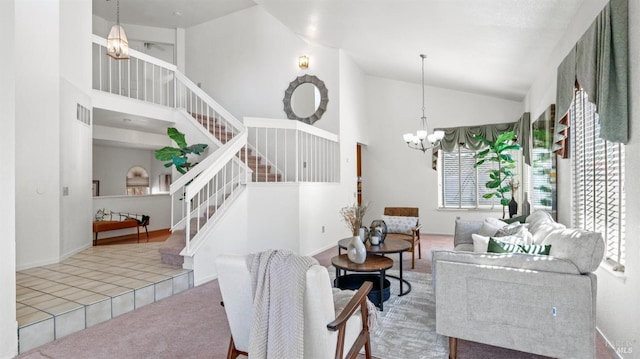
[158,230,186,266]
[253,173,282,182]
[251,166,275,174]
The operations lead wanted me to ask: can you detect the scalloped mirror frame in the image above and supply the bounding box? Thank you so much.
[283,74,329,125]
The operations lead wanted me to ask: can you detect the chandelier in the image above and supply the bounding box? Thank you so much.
[403,54,444,153]
[106,0,130,60]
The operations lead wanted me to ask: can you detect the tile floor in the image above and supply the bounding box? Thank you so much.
[16,242,193,353]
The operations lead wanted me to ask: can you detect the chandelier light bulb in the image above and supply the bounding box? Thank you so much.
[401,54,442,153]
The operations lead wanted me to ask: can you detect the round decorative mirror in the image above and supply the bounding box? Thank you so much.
[283,75,329,125]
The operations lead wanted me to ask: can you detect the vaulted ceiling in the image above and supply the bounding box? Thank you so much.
[93,0,589,101]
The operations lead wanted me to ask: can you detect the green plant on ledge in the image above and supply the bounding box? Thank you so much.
[154,127,208,174]
[473,131,522,218]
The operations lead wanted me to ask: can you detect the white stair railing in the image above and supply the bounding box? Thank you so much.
[244,117,340,183]
[92,35,247,250]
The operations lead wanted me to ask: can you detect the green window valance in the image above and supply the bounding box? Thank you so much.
[431,112,531,169]
[554,0,628,152]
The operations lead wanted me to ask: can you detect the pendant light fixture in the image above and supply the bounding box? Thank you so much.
[403,54,444,153]
[106,0,129,60]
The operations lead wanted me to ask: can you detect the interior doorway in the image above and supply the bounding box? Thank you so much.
[357,144,362,205]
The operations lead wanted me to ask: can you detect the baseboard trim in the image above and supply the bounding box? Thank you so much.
[597,326,625,359]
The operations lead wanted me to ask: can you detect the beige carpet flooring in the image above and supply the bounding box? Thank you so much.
[16,234,617,359]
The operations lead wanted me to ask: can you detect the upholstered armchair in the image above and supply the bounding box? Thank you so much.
[383,207,422,269]
[217,254,373,359]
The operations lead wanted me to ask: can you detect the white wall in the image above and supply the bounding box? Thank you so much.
[523,1,640,356]
[185,6,341,135]
[192,189,249,285]
[92,194,171,237]
[93,145,157,196]
[60,80,93,259]
[363,76,523,234]
[14,0,93,270]
[0,0,18,356]
[15,0,62,269]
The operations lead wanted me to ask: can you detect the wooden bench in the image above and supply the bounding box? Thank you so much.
[92,216,150,246]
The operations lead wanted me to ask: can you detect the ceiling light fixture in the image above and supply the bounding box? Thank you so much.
[298,55,309,69]
[403,54,444,153]
[106,0,129,60]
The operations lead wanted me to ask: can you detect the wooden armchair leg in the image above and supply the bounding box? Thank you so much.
[226,336,246,359]
[418,238,422,259]
[449,337,457,359]
[411,247,415,269]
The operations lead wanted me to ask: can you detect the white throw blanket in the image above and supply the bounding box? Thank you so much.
[246,250,318,359]
[332,288,378,331]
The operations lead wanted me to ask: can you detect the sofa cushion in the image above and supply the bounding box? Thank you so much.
[432,250,581,274]
[454,219,483,247]
[545,228,605,273]
[479,218,508,237]
[454,243,474,252]
[525,210,555,234]
[382,215,418,235]
[532,222,566,244]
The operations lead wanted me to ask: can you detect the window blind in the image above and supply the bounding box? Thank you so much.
[440,147,519,209]
[571,89,625,269]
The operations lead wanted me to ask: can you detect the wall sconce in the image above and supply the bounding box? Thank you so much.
[298,55,309,69]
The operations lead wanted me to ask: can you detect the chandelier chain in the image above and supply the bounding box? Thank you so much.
[421,54,426,122]
[402,53,444,153]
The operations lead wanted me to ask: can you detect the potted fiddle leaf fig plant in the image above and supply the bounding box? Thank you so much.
[154,127,208,174]
[473,131,522,218]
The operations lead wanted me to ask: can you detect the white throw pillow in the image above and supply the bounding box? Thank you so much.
[479,218,508,237]
[472,233,490,252]
[495,223,533,245]
[493,234,525,245]
[382,215,418,235]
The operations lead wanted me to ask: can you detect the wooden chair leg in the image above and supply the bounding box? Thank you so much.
[418,238,422,259]
[411,244,416,269]
[226,336,245,359]
[449,337,457,359]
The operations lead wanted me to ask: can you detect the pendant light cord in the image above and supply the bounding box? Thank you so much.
[421,54,427,127]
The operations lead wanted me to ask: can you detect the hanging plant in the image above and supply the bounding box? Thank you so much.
[154,128,208,174]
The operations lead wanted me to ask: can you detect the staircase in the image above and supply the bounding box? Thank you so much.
[93,35,337,274]
[193,113,282,183]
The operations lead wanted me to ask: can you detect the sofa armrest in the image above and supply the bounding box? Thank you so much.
[454,219,482,247]
[432,250,581,275]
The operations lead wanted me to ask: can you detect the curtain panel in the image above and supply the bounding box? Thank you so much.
[554,0,628,154]
[431,112,531,169]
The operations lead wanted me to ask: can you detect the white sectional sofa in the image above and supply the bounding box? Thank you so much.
[432,210,605,359]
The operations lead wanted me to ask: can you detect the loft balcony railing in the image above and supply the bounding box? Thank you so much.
[244,117,340,183]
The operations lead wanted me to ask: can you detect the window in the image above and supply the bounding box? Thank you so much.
[439,146,513,208]
[126,166,150,196]
[571,89,625,270]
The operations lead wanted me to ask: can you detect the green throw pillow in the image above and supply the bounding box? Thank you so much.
[519,243,552,255]
[487,238,521,253]
[487,238,552,256]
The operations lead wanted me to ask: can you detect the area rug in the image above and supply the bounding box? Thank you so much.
[329,268,449,359]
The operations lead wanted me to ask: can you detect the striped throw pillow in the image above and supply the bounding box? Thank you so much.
[487,238,521,253]
[519,243,552,255]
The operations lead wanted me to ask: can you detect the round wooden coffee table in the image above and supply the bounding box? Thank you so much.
[331,254,393,311]
[337,237,412,296]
